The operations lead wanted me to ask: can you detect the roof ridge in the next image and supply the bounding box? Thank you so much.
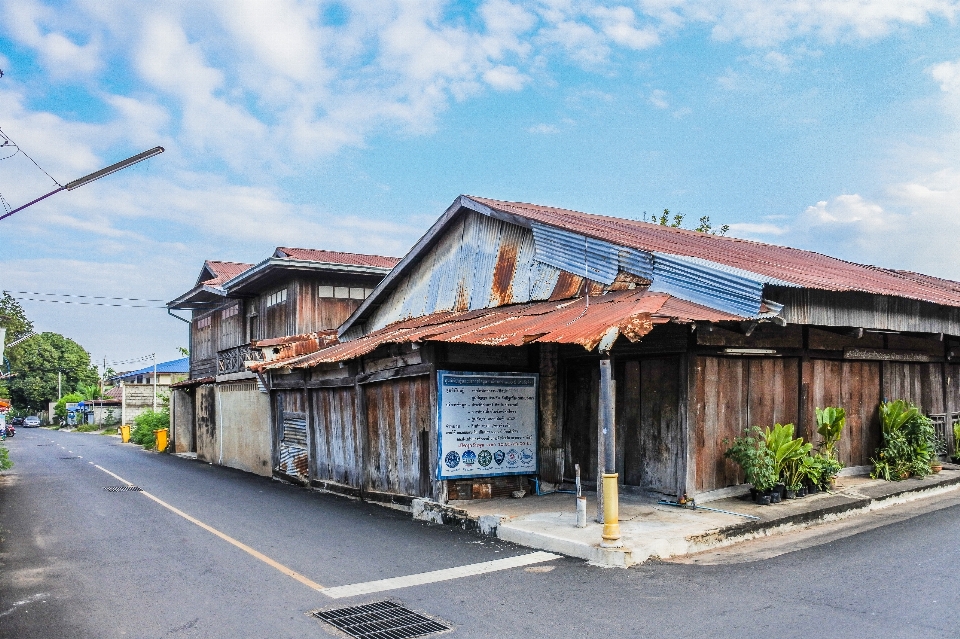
[277,246,400,261]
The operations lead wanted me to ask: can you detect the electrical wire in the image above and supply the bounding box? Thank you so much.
[8,296,166,309]
[0,127,62,187]
[7,291,167,302]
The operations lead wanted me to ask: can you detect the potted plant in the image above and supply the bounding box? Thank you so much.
[763,423,808,501]
[952,421,960,464]
[871,400,937,481]
[931,434,947,473]
[724,426,776,504]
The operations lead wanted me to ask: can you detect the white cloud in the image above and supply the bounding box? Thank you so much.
[649,89,670,109]
[2,0,101,78]
[528,123,559,134]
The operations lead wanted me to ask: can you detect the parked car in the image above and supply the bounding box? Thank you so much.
[11,416,24,426]
[23,416,41,428]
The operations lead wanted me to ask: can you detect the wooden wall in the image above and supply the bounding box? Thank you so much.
[804,360,881,468]
[363,376,433,498]
[690,357,800,493]
[310,385,362,488]
[275,389,308,482]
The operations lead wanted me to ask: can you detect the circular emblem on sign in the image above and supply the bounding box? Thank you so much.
[444,451,460,469]
[478,450,493,467]
[462,449,477,465]
[493,450,506,465]
[520,449,534,464]
[505,448,520,467]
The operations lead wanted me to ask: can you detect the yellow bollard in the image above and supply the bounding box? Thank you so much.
[600,472,622,548]
[119,424,131,443]
[153,428,168,452]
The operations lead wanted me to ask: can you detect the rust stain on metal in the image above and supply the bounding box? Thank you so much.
[467,195,960,309]
[259,287,744,370]
[549,271,583,301]
[293,452,309,478]
[490,239,519,306]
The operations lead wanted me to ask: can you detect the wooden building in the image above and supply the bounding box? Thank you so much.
[167,248,399,475]
[254,196,960,506]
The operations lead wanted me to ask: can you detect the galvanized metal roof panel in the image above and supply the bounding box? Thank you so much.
[468,196,960,309]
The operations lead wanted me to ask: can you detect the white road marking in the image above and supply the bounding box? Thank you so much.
[86,460,558,599]
[321,552,561,599]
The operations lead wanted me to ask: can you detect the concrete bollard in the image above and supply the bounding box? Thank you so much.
[576,495,587,528]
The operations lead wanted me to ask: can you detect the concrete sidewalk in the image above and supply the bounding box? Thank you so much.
[414,467,960,567]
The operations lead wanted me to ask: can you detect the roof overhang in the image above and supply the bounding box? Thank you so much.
[167,284,230,311]
[223,257,394,295]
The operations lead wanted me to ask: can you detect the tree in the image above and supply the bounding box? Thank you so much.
[0,292,34,344]
[54,392,84,422]
[6,333,99,411]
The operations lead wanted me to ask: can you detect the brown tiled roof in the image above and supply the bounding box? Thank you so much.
[203,260,253,287]
[468,196,960,309]
[276,248,400,269]
[254,288,741,370]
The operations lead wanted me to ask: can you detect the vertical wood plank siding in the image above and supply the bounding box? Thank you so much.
[362,376,433,498]
[563,364,599,482]
[804,360,881,468]
[692,357,800,492]
[310,386,362,487]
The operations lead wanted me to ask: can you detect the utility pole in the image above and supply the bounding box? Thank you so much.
[58,370,62,400]
[598,353,622,548]
[152,353,157,412]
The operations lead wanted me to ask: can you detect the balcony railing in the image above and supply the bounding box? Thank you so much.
[217,343,264,375]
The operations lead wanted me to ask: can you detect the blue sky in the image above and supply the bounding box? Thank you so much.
[1,0,959,367]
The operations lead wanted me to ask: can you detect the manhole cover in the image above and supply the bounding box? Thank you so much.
[103,486,142,492]
[313,601,450,639]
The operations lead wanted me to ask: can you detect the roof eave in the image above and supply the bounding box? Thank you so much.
[223,257,392,294]
[167,284,229,310]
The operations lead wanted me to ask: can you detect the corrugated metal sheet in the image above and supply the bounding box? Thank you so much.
[467,196,960,310]
[274,247,400,269]
[257,288,743,371]
[530,222,781,317]
[356,212,564,336]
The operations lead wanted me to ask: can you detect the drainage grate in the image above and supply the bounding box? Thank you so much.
[59,456,80,459]
[103,486,142,492]
[313,601,450,639]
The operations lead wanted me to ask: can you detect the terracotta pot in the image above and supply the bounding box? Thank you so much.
[931,464,943,474]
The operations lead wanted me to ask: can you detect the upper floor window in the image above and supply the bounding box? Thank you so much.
[267,289,287,307]
[220,304,239,320]
[197,316,212,330]
[319,285,373,300]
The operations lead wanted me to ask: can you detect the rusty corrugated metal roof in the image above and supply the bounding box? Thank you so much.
[256,288,741,370]
[275,248,400,269]
[202,260,253,287]
[467,196,960,309]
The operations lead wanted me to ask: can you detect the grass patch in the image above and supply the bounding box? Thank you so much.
[75,424,101,432]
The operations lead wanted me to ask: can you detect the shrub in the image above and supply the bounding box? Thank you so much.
[871,400,936,480]
[130,409,169,450]
[0,446,11,471]
[724,426,777,491]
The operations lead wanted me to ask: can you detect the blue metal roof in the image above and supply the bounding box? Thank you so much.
[115,357,189,380]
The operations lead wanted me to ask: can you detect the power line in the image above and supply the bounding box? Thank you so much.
[8,296,166,309]
[0,127,62,187]
[7,291,167,302]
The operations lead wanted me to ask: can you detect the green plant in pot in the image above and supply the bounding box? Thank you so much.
[763,423,807,501]
[815,406,845,488]
[871,400,937,480]
[724,426,777,504]
[952,421,960,464]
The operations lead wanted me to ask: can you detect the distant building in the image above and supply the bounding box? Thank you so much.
[108,357,189,425]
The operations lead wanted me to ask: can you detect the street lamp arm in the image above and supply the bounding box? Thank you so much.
[0,146,164,222]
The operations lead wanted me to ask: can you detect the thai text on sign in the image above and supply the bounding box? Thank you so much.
[437,371,538,479]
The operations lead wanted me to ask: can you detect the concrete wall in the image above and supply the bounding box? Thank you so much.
[171,389,195,453]
[196,384,217,463]
[121,383,171,425]
[216,380,272,476]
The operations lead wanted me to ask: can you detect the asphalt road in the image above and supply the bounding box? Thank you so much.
[2,428,960,639]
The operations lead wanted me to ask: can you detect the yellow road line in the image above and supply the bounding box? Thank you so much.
[92,463,325,592]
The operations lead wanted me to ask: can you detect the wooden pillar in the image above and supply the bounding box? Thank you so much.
[538,344,561,483]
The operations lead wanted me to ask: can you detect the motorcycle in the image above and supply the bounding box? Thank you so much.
[4,424,14,438]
